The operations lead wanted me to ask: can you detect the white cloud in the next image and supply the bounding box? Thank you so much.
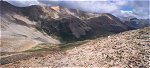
[3,0,150,19]
[4,0,41,7]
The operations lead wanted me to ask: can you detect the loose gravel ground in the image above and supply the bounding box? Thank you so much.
[1,27,150,68]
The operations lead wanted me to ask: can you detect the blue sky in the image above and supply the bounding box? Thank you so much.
[121,6,133,11]
[3,0,150,19]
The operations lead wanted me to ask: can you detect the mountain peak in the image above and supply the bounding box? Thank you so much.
[50,6,60,12]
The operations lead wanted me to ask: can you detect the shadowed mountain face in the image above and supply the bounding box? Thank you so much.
[0,1,130,43]
[1,1,139,46]
[120,17,150,30]
[20,4,129,40]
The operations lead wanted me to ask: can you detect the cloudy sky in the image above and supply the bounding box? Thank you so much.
[4,0,150,19]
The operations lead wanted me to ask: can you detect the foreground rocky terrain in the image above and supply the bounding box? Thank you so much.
[1,26,149,68]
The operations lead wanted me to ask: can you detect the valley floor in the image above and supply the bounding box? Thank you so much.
[1,27,150,68]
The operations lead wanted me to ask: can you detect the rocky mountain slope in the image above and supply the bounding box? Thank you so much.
[0,1,131,52]
[0,1,150,67]
[0,1,131,51]
[0,1,60,52]
[1,26,150,68]
[20,4,128,41]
